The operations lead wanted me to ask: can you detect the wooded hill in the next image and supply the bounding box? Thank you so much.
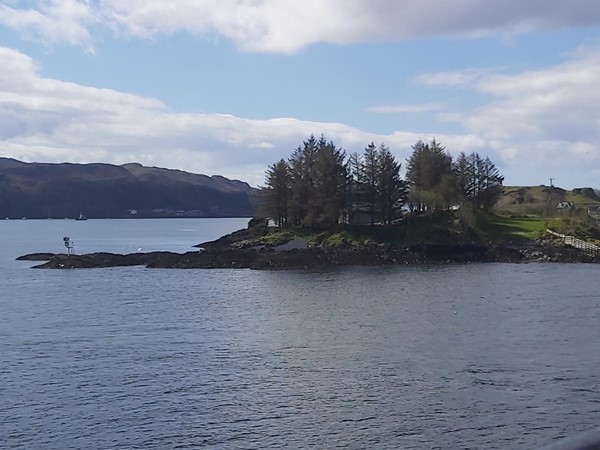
[0,158,258,219]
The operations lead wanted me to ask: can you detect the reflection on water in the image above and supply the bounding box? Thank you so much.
[1,220,599,449]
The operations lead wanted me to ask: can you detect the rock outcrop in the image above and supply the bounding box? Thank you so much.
[17,238,599,270]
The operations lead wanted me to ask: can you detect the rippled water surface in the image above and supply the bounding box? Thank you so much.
[1,219,599,449]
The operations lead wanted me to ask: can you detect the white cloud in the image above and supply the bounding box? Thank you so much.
[460,47,600,142]
[366,103,446,114]
[93,0,600,53]
[2,44,600,188]
[2,0,600,53]
[428,46,600,185]
[415,68,496,87]
[0,46,476,186]
[0,0,96,52]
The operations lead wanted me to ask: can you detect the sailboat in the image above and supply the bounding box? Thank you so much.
[75,212,87,221]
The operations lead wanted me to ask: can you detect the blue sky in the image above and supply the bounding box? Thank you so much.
[1,1,600,188]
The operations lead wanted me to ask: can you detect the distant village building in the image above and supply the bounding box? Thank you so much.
[556,201,575,213]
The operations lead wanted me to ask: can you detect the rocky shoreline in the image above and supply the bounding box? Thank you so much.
[17,239,599,269]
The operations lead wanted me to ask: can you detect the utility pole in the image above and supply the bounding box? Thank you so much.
[547,178,555,217]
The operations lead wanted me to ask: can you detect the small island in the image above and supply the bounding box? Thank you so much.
[17,210,600,269]
[17,136,600,269]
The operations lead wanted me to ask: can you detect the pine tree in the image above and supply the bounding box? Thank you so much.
[262,136,409,229]
[405,139,453,211]
[288,135,318,226]
[453,152,472,202]
[375,143,406,224]
[346,152,363,225]
[478,156,504,211]
[310,136,347,228]
[362,142,378,224]
[263,159,291,228]
[453,152,503,211]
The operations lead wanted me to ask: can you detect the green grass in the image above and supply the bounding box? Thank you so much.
[230,228,303,248]
[259,230,298,245]
[475,213,547,241]
[310,230,370,247]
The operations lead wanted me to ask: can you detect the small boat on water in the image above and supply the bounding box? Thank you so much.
[75,212,87,221]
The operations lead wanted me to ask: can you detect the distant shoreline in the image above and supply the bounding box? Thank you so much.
[4,216,253,221]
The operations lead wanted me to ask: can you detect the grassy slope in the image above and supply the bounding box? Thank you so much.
[492,185,600,242]
[565,188,600,208]
[474,213,547,241]
[497,185,600,216]
[496,186,563,215]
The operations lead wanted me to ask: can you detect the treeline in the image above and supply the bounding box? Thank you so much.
[261,135,503,228]
[405,139,504,213]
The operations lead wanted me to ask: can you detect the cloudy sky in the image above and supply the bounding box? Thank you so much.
[1,0,600,188]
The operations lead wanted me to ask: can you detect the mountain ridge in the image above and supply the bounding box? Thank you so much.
[0,158,258,219]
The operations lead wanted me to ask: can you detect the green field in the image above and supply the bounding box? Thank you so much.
[475,213,547,241]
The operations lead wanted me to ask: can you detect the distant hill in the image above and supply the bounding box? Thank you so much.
[495,185,600,215]
[0,158,258,219]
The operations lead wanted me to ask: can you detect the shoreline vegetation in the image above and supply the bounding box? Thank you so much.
[17,213,600,269]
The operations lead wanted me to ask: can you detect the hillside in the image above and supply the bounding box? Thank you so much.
[495,185,600,215]
[0,158,258,219]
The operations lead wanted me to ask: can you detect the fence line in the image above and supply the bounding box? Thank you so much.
[546,229,600,255]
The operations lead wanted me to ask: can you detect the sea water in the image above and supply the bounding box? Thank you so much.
[1,218,599,449]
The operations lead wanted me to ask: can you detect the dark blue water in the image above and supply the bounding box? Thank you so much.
[1,219,599,449]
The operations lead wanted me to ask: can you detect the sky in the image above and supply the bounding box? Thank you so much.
[1,1,600,188]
